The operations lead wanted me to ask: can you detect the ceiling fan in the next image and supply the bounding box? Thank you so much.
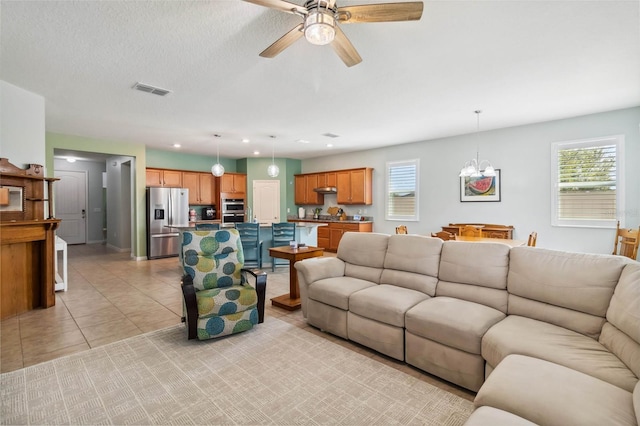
[243,0,424,67]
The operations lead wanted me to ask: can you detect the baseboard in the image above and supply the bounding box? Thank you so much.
[105,243,130,253]
[87,239,106,244]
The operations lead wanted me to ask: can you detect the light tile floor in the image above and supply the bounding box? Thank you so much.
[0,243,474,401]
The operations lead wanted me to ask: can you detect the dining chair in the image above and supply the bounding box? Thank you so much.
[395,225,408,234]
[613,221,639,260]
[459,225,483,238]
[235,222,263,268]
[527,231,538,247]
[271,222,296,271]
[431,231,455,241]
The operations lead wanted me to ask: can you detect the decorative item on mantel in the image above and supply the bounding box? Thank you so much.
[459,110,496,178]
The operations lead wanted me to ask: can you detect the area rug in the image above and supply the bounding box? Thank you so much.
[1,317,473,425]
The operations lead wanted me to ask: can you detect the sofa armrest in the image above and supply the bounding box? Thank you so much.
[295,257,346,283]
[181,274,198,340]
[242,268,267,324]
[295,257,346,317]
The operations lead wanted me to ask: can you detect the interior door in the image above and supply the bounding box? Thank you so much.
[55,170,87,244]
[253,180,280,224]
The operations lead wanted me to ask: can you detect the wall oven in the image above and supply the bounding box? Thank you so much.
[221,198,245,227]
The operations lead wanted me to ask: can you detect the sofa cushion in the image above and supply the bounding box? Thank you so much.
[507,247,628,338]
[634,381,640,424]
[337,232,388,277]
[602,262,640,378]
[482,315,638,392]
[474,354,636,426]
[308,276,376,311]
[406,297,505,354]
[349,284,430,327]
[381,235,441,295]
[439,241,511,289]
[437,242,510,313]
[464,406,537,426]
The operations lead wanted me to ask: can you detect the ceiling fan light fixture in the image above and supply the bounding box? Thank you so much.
[304,10,335,45]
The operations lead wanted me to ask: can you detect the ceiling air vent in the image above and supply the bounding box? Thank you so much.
[132,82,171,97]
[322,132,340,138]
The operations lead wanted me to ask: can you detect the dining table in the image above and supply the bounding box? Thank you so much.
[454,235,527,248]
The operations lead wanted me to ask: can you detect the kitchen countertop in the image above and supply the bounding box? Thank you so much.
[288,218,373,225]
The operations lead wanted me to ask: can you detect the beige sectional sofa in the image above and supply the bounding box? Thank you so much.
[294,232,640,425]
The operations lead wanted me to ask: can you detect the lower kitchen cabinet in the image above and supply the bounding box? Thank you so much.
[324,222,373,251]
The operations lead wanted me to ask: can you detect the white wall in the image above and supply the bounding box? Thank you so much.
[0,80,45,168]
[302,107,640,254]
[106,155,134,250]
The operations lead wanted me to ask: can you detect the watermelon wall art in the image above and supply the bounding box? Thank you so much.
[460,169,501,202]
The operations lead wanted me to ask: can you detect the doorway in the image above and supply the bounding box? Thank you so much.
[253,180,280,224]
[54,170,87,244]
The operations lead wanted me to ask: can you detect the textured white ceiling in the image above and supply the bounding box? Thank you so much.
[2,0,639,160]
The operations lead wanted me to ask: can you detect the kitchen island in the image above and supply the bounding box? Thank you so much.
[288,217,373,251]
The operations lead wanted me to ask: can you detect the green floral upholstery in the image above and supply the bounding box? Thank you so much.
[181,229,266,340]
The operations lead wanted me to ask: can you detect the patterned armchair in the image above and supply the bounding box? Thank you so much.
[181,229,267,340]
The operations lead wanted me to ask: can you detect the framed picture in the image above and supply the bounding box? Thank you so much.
[460,169,501,202]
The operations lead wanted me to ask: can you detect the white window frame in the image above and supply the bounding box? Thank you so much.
[551,135,624,228]
[386,159,419,222]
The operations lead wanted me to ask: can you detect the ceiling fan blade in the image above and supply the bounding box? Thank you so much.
[330,25,362,67]
[243,0,307,15]
[337,2,423,23]
[259,24,304,58]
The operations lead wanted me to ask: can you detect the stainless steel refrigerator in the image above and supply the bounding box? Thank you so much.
[146,187,189,259]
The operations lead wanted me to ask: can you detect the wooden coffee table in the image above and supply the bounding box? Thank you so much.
[269,245,324,310]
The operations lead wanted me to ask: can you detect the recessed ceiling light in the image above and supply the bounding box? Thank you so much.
[297,139,311,144]
[242,138,250,143]
[253,151,260,155]
[173,143,181,148]
[326,144,333,148]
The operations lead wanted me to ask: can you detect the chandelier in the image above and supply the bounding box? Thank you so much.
[459,110,496,178]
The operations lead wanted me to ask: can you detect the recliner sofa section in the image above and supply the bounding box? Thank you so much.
[295,232,639,425]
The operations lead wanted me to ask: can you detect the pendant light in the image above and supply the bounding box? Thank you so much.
[459,110,496,178]
[267,138,279,177]
[211,135,225,177]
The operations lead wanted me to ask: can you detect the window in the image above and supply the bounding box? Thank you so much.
[551,135,624,228]
[386,159,419,221]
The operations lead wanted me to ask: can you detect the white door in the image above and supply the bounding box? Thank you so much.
[55,170,87,244]
[253,180,280,224]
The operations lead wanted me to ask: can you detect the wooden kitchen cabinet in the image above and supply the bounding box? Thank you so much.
[318,172,336,188]
[327,222,373,251]
[294,174,323,205]
[182,172,215,205]
[336,168,373,205]
[146,168,182,187]
[317,226,330,249]
[219,172,246,194]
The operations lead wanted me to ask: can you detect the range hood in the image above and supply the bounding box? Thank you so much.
[313,186,337,194]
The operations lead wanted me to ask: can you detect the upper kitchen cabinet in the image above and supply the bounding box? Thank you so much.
[294,174,323,205]
[182,172,215,205]
[318,172,336,188]
[146,168,182,187]
[336,168,373,205]
[219,172,246,194]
